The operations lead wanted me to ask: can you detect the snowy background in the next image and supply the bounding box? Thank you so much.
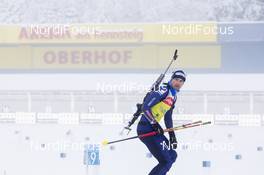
[0,0,264,175]
[0,0,264,23]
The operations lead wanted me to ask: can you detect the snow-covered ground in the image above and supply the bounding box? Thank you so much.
[0,124,263,175]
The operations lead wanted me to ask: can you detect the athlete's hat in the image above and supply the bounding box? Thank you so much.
[171,70,186,82]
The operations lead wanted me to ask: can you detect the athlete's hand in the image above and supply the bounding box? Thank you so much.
[169,132,178,149]
[151,122,164,135]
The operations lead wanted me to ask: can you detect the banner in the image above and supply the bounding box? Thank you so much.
[0,23,218,43]
[0,45,221,70]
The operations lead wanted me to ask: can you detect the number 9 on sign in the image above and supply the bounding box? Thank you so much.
[84,144,100,166]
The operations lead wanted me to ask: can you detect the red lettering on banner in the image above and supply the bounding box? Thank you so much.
[19,28,28,39]
[19,26,72,40]
[94,51,106,64]
[43,51,55,64]
[123,51,132,63]
[41,50,133,65]
[71,51,79,64]
[59,51,68,64]
[109,51,120,64]
[82,51,92,64]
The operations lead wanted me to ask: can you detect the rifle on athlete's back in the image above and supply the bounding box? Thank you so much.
[121,50,179,135]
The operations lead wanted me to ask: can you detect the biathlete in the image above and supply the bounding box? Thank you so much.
[137,70,186,175]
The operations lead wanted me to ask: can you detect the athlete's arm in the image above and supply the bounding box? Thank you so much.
[164,107,174,129]
[164,107,178,149]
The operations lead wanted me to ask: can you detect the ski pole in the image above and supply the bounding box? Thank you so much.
[165,121,211,132]
[103,121,211,146]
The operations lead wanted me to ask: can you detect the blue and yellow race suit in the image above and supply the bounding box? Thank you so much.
[137,82,178,175]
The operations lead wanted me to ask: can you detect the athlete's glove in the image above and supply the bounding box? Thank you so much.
[169,131,178,149]
[151,122,164,135]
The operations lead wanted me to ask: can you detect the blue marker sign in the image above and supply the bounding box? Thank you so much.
[84,144,100,166]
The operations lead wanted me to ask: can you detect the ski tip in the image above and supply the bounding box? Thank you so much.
[102,140,109,146]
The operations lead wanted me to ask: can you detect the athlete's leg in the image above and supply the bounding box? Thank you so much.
[137,129,177,175]
[137,118,177,175]
[142,134,177,175]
